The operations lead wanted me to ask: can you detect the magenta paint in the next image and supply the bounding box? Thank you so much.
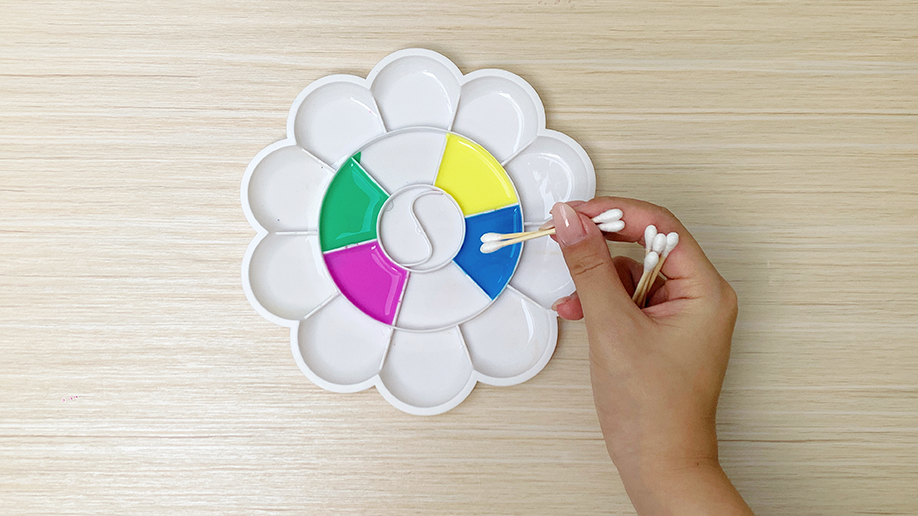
[323,240,408,325]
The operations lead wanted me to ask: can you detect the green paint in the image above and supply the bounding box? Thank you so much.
[319,156,389,252]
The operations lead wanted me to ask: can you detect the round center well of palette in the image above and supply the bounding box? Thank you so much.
[318,128,524,330]
[377,185,465,273]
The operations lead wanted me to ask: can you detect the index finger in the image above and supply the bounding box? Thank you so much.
[572,196,720,282]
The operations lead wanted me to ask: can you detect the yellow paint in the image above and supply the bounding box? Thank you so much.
[434,134,518,216]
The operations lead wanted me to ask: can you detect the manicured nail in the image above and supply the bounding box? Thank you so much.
[550,295,572,311]
[552,202,587,246]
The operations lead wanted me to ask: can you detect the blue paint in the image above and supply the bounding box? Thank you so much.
[453,205,523,299]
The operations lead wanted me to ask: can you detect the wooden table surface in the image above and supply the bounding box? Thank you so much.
[2,1,916,514]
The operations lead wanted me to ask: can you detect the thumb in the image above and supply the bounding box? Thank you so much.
[551,202,638,323]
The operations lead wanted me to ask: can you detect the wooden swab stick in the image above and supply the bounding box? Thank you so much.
[480,220,625,254]
[636,233,670,306]
[480,209,625,254]
[631,234,666,306]
[632,252,660,302]
[480,231,530,242]
[636,232,679,307]
[480,227,557,253]
[633,234,664,302]
[637,232,678,306]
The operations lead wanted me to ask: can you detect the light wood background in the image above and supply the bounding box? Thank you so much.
[2,1,916,514]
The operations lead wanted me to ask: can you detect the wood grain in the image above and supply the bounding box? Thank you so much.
[1,1,916,514]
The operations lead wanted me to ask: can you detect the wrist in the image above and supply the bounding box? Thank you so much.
[612,452,753,515]
[601,412,721,478]
[616,453,723,491]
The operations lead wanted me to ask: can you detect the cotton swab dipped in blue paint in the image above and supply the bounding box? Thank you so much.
[479,208,625,254]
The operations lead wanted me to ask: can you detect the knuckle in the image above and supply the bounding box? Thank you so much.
[720,280,739,316]
[568,254,610,280]
[694,276,739,319]
[656,205,677,222]
[694,276,722,297]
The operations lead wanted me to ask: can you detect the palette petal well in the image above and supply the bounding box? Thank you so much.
[241,49,596,415]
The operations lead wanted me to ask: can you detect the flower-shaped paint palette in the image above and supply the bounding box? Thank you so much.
[242,49,595,415]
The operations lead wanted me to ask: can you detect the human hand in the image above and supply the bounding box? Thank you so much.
[549,197,752,515]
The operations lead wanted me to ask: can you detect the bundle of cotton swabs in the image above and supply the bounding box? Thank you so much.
[632,224,679,307]
[479,208,625,254]
[479,208,678,308]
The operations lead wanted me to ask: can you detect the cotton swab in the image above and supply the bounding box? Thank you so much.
[538,208,623,231]
[632,226,664,304]
[480,208,624,254]
[651,232,666,255]
[480,231,527,243]
[597,220,625,233]
[636,232,679,307]
[592,208,623,224]
[631,251,660,302]
[479,227,556,254]
[644,225,657,256]
[635,235,664,296]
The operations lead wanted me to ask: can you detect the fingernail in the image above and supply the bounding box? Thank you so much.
[552,202,587,246]
[550,295,572,311]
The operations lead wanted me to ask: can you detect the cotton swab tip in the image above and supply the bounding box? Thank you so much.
[644,225,657,252]
[592,208,623,224]
[662,232,679,256]
[651,233,667,254]
[480,241,504,254]
[643,251,659,271]
[480,232,504,243]
[598,220,625,233]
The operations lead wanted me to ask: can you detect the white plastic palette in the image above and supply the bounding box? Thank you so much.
[241,49,595,415]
